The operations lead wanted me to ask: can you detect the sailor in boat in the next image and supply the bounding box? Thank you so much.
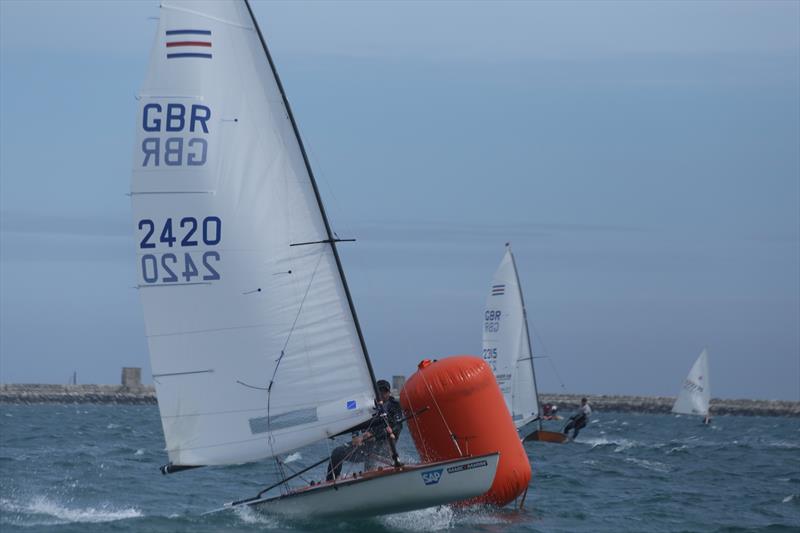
[541,403,562,420]
[562,397,592,439]
[326,379,403,480]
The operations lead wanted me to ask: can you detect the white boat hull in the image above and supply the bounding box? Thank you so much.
[245,453,500,518]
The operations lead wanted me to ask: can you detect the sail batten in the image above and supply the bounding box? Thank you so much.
[132,0,376,466]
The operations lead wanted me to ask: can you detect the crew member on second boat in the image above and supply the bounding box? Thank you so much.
[326,379,403,480]
[563,397,592,440]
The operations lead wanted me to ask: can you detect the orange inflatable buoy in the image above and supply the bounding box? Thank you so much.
[400,355,531,506]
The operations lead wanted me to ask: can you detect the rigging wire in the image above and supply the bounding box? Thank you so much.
[529,318,569,393]
[263,250,326,483]
[419,370,463,457]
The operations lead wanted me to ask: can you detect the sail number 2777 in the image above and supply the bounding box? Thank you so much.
[137,216,222,285]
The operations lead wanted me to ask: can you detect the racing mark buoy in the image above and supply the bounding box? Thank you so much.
[400,355,531,506]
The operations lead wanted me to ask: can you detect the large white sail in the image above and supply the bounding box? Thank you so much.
[482,246,539,428]
[672,349,711,416]
[131,0,376,467]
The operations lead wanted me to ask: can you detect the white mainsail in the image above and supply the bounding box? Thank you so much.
[672,349,711,416]
[482,246,539,429]
[131,0,376,467]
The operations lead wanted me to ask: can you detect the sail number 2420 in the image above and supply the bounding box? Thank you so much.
[137,216,221,285]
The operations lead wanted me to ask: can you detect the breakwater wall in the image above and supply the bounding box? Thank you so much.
[0,384,157,405]
[1,385,797,416]
[539,394,800,418]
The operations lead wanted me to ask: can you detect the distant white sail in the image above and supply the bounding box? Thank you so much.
[482,247,539,428]
[672,349,711,416]
[131,0,375,467]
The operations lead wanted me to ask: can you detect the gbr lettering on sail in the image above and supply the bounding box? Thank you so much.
[134,100,222,287]
[140,103,211,167]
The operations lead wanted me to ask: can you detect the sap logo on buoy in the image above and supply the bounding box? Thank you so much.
[421,469,443,485]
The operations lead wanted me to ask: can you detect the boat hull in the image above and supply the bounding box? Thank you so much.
[246,452,500,518]
[524,429,568,444]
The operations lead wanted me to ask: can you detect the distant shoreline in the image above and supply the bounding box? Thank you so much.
[1,384,797,417]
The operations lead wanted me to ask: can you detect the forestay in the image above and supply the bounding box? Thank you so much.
[672,349,711,416]
[131,0,375,467]
[482,246,539,428]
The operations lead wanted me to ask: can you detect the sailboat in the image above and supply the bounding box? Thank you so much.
[131,0,498,517]
[672,348,711,423]
[482,244,567,443]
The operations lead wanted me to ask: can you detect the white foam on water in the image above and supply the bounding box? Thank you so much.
[380,504,454,531]
[624,457,671,473]
[284,452,302,463]
[106,423,119,429]
[134,449,144,456]
[666,444,688,455]
[1,495,142,525]
[782,494,796,503]
[768,440,800,450]
[581,437,638,453]
[453,507,514,526]
[233,505,281,527]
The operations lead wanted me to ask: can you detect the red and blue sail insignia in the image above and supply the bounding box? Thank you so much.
[166,29,212,59]
[491,284,505,296]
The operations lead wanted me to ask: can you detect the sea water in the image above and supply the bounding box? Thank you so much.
[1,405,798,532]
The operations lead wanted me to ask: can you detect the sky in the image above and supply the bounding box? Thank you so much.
[0,0,798,400]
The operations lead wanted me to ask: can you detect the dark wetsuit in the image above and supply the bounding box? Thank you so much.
[563,404,591,439]
[326,396,403,481]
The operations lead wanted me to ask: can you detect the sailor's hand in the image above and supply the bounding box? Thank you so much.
[351,435,363,446]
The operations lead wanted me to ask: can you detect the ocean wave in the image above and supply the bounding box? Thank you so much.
[624,457,671,473]
[233,505,281,527]
[0,495,142,525]
[666,444,689,455]
[581,437,639,453]
[284,452,302,463]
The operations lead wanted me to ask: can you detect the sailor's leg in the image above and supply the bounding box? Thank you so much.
[363,442,388,471]
[326,444,350,481]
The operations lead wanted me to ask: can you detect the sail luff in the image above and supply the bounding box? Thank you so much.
[241,0,379,400]
[506,244,543,431]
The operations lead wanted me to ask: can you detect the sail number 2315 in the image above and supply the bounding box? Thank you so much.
[137,216,221,285]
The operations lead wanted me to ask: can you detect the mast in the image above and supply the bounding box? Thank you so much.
[242,0,378,395]
[506,243,543,431]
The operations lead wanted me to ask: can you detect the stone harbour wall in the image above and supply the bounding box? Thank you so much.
[539,394,800,417]
[0,384,157,405]
[1,385,797,416]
